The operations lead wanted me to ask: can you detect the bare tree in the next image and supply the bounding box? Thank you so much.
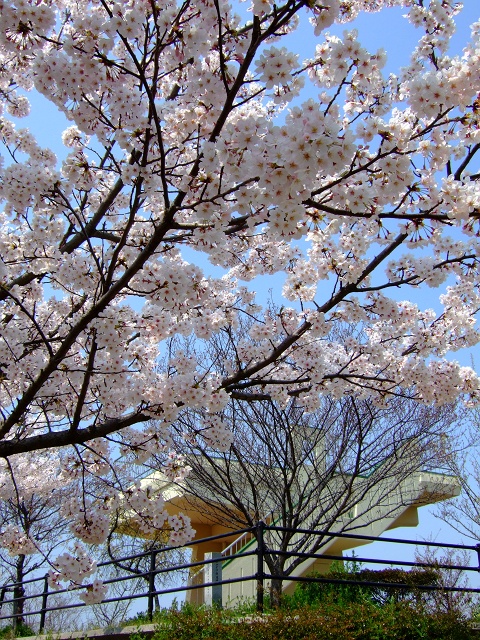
[96,527,190,622]
[435,408,480,541]
[413,546,476,616]
[167,393,458,606]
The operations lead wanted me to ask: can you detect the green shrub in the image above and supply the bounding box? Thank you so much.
[0,623,36,639]
[125,562,471,639]
[126,560,473,640]
[142,601,474,640]
[284,562,440,610]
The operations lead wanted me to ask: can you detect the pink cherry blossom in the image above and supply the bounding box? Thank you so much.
[0,0,479,589]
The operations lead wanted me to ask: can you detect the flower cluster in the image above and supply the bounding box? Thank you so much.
[255,45,299,95]
[0,525,36,556]
[122,482,169,535]
[167,513,195,546]
[200,415,234,452]
[163,451,192,483]
[79,580,108,605]
[69,505,111,545]
[49,543,106,604]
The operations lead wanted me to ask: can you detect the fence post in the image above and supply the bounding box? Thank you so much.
[476,544,480,571]
[147,549,157,621]
[204,552,222,608]
[39,574,49,634]
[256,521,265,613]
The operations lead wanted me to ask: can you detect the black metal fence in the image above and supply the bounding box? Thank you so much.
[2,523,480,634]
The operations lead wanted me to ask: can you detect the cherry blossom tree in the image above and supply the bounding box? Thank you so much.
[0,452,72,626]
[1,0,480,601]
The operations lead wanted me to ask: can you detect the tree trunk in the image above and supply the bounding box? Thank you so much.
[12,554,26,631]
[269,576,284,609]
[265,553,285,609]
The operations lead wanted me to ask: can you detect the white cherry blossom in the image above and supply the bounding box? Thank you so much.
[0,0,480,590]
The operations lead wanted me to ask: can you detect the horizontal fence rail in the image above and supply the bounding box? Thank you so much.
[1,523,480,633]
